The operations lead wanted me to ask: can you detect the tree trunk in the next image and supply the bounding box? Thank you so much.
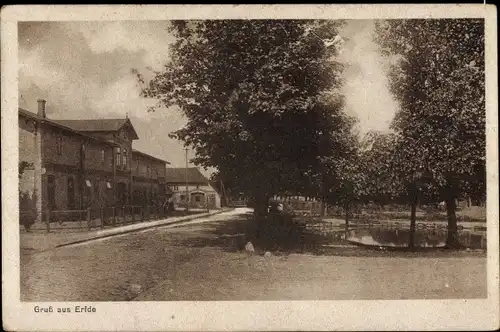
[445,190,461,249]
[252,193,270,240]
[345,201,349,231]
[408,192,417,249]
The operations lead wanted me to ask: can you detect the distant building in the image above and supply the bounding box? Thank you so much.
[165,167,221,209]
[18,99,170,222]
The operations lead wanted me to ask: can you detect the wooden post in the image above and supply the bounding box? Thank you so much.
[141,206,144,222]
[100,208,105,229]
[112,207,116,226]
[132,206,136,223]
[122,206,125,224]
[87,207,91,230]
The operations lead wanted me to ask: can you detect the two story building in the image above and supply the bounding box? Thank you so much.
[19,99,170,222]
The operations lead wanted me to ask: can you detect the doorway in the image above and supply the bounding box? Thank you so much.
[67,177,75,209]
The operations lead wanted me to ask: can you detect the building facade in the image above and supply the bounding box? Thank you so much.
[131,149,168,207]
[165,167,221,209]
[18,99,170,222]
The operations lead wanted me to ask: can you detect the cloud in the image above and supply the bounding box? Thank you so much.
[339,20,399,136]
[78,21,173,71]
[19,21,174,116]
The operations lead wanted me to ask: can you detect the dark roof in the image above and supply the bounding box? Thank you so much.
[19,108,117,147]
[132,149,170,164]
[165,167,209,184]
[53,118,139,139]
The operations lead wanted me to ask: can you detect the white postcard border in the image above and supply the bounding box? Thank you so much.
[2,4,498,331]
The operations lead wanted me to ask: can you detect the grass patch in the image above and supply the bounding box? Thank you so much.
[326,212,485,223]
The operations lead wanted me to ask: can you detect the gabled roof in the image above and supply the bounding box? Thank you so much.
[53,118,139,139]
[19,108,118,147]
[132,149,170,164]
[165,167,209,184]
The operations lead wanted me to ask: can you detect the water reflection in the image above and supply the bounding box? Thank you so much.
[345,228,487,249]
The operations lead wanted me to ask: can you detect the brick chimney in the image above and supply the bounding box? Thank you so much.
[37,99,46,118]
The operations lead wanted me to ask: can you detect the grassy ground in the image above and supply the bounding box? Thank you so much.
[326,206,486,223]
[136,251,486,301]
[21,209,487,302]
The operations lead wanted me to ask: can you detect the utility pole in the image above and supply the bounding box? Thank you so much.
[184,148,189,211]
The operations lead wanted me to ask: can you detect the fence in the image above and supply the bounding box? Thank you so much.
[227,199,247,207]
[20,204,173,232]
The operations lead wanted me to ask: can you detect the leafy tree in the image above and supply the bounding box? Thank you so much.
[360,132,406,206]
[375,19,485,248]
[138,20,352,227]
[351,131,437,248]
[322,136,363,228]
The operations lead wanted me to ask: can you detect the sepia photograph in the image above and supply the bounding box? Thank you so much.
[2,4,498,331]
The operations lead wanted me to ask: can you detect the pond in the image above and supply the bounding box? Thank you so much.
[345,227,487,249]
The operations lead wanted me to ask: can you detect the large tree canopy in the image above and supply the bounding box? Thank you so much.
[375,19,485,247]
[139,20,355,215]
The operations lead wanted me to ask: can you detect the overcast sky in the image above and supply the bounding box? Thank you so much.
[18,20,398,175]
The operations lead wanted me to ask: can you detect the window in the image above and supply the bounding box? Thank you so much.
[180,194,185,201]
[84,180,92,207]
[56,136,63,155]
[123,148,128,169]
[101,149,105,163]
[147,165,150,177]
[173,185,179,191]
[116,147,121,166]
[195,195,201,202]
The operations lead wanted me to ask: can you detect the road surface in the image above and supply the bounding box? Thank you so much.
[21,208,487,301]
